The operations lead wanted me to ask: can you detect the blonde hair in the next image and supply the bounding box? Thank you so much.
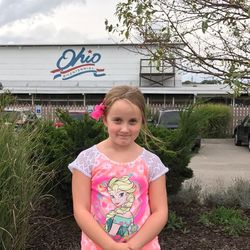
[106,176,135,218]
[103,85,146,124]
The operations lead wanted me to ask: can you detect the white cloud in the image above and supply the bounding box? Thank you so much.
[0,0,120,44]
[0,0,86,26]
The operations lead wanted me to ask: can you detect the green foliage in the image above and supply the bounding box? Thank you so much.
[182,80,196,85]
[202,20,208,33]
[200,79,222,85]
[39,113,106,212]
[182,79,221,85]
[167,211,187,233]
[0,123,50,250]
[137,123,194,195]
[199,206,250,236]
[141,104,207,193]
[0,91,15,111]
[194,104,232,138]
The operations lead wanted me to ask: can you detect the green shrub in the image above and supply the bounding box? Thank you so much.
[143,105,204,194]
[199,206,250,236]
[194,104,232,138]
[39,113,107,212]
[140,124,193,195]
[0,124,50,250]
[167,211,187,233]
[0,91,15,112]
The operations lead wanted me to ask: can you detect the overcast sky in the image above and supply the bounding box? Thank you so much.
[0,0,119,44]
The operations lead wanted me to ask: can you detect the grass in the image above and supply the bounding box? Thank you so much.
[167,211,188,233]
[0,123,50,250]
[199,206,250,236]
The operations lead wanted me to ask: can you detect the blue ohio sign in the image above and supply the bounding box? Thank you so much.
[50,47,106,80]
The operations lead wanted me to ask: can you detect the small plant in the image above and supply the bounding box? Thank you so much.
[202,181,234,207]
[202,178,250,209]
[173,178,202,205]
[227,178,250,209]
[167,211,188,233]
[199,206,250,236]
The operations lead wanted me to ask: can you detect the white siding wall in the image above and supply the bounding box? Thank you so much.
[0,45,181,94]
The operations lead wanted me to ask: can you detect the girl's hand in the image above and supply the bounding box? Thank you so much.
[103,242,131,250]
[127,242,140,250]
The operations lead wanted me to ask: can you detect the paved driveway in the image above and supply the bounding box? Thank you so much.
[186,138,250,191]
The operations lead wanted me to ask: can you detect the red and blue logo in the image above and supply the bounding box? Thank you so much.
[50,47,106,80]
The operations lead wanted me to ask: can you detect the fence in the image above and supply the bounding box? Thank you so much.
[232,106,250,128]
[4,103,250,134]
[5,104,89,121]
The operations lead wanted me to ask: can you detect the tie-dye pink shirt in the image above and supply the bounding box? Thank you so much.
[68,145,168,250]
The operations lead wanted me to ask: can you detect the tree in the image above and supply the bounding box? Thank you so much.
[105,0,250,94]
[0,91,15,112]
[200,79,221,84]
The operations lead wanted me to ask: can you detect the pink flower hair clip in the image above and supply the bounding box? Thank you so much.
[90,102,105,121]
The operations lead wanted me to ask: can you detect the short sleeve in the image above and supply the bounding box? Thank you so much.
[68,146,98,177]
[142,150,169,182]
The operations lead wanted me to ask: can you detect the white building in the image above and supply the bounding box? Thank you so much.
[0,44,237,105]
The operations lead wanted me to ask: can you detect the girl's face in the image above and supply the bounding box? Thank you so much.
[110,190,128,207]
[103,99,142,148]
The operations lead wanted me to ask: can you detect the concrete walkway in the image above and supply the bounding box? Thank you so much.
[186,139,250,191]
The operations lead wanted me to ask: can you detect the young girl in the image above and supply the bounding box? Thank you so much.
[68,85,168,250]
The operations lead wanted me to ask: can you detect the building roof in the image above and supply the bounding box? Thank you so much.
[0,42,185,47]
[0,84,233,96]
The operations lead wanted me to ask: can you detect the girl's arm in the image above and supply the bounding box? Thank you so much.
[127,175,168,250]
[72,170,130,250]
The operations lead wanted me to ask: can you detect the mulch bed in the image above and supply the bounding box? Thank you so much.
[159,203,250,250]
[27,201,250,250]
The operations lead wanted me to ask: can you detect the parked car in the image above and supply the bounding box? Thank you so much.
[53,110,86,128]
[233,114,250,151]
[156,110,181,129]
[1,107,38,126]
[155,109,201,148]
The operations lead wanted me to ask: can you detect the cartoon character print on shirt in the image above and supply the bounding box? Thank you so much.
[104,176,139,241]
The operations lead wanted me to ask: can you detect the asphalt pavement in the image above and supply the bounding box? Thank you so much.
[186,138,250,191]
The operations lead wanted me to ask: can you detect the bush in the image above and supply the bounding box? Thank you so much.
[0,124,50,250]
[140,124,193,195]
[194,104,232,138]
[39,112,107,212]
[203,178,250,209]
[199,206,250,236]
[0,91,15,112]
[167,211,187,233]
[172,178,202,205]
